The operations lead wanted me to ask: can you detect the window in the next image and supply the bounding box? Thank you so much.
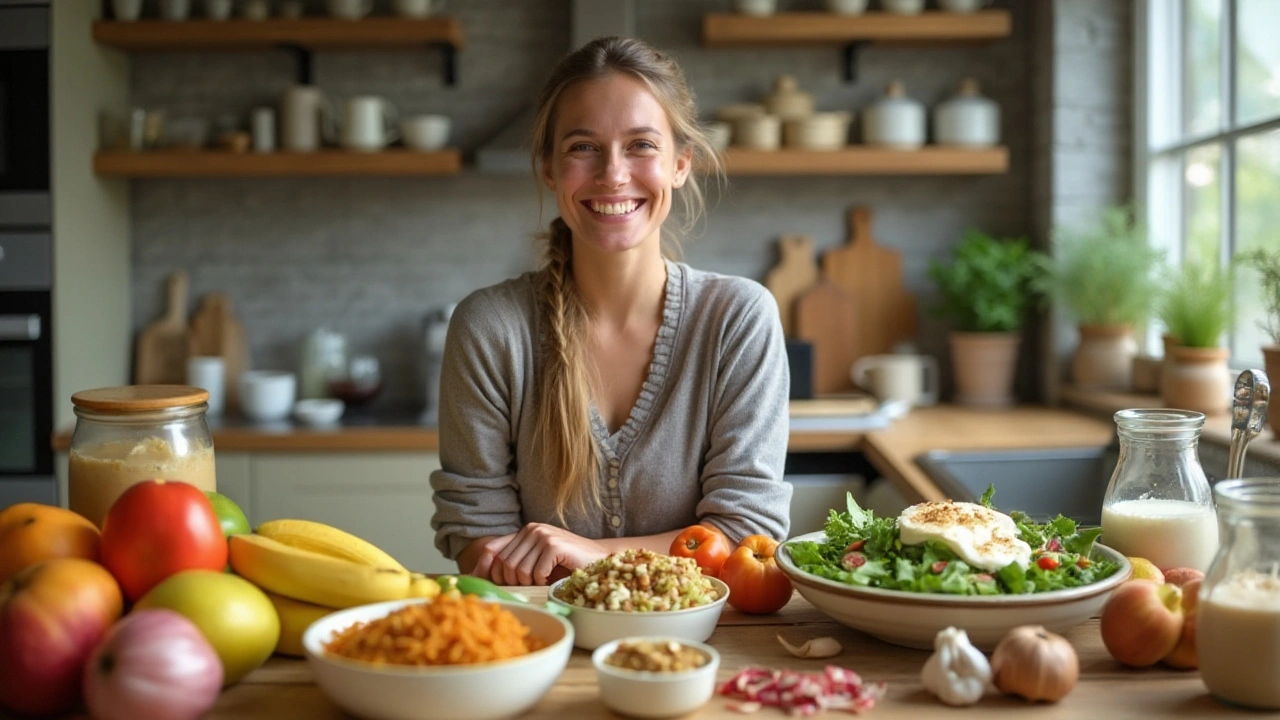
[1137,0,1280,365]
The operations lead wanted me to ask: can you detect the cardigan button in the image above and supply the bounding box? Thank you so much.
[610,515,621,528]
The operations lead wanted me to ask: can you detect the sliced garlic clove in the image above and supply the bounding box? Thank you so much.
[776,633,843,658]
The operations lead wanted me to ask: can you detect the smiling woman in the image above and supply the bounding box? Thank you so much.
[429,36,793,587]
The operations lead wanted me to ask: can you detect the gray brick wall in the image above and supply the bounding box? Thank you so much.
[127,0,1124,410]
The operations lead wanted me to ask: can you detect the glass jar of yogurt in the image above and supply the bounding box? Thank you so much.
[1198,478,1280,710]
[68,385,216,528]
[1099,408,1217,571]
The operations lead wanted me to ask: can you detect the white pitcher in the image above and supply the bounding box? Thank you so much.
[339,96,399,152]
[852,354,939,407]
[280,85,331,152]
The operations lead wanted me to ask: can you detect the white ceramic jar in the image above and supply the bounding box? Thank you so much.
[765,75,815,122]
[862,80,925,149]
[933,78,1000,147]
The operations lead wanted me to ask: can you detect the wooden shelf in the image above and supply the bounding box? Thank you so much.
[702,9,1012,47]
[722,146,1008,175]
[93,149,463,178]
[92,17,465,51]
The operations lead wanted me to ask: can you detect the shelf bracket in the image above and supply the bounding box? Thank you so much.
[842,42,868,84]
[278,44,314,85]
[432,43,458,87]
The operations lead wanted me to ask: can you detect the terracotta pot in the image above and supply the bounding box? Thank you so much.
[949,331,1021,408]
[1265,345,1280,437]
[1071,324,1138,390]
[1160,333,1179,397]
[1162,346,1230,416]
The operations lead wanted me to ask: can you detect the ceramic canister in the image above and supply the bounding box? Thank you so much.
[934,78,1000,147]
[862,80,925,149]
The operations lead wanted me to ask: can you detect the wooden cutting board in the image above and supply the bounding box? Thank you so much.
[763,234,820,338]
[134,270,191,385]
[794,279,858,395]
[189,293,250,412]
[822,207,917,364]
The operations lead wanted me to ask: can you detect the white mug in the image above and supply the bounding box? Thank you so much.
[852,354,939,407]
[733,0,777,16]
[401,114,450,151]
[203,0,233,20]
[159,0,192,21]
[340,96,399,151]
[186,356,226,417]
[280,85,330,152]
[393,0,445,17]
[328,0,374,19]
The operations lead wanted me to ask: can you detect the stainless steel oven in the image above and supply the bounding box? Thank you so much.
[0,0,51,228]
[0,0,52,508]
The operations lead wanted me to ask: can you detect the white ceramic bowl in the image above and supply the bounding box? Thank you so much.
[546,576,730,650]
[303,597,574,720]
[293,398,344,426]
[591,637,721,719]
[238,370,297,423]
[776,531,1133,651]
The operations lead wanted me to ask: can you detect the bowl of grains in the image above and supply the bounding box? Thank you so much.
[591,636,722,719]
[302,593,573,720]
[546,548,730,650]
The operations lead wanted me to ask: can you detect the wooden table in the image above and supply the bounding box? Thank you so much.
[175,587,1270,719]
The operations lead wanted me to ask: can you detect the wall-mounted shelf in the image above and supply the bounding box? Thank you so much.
[702,10,1012,81]
[93,149,463,178]
[722,146,1008,176]
[92,17,465,84]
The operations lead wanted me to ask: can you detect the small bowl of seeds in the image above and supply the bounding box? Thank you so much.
[590,636,721,719]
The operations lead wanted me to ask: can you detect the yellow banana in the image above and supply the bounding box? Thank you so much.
[255,518,407,571]
[229,533,437,609]
[265,591,337,658]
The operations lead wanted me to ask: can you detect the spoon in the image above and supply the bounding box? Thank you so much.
[1227,369,1271,480]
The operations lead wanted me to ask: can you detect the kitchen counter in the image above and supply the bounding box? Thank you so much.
[103,586,1267,719]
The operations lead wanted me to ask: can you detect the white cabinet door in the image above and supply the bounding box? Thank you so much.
[249,452,453,575]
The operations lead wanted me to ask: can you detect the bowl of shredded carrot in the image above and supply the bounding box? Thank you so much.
[302,593,574,720]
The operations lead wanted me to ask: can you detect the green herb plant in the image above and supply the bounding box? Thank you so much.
[1158,260,1235,348]
[1239,247,1280,346]
[1048,205,1165,328]
[927,229,1050,333]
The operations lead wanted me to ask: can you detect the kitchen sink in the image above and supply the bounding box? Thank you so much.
[915,445,1118,526]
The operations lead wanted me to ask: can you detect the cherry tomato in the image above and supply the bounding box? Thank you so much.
[100,480,228,602]
[669,524,732,578]
[1037,555,1060,570]
[718,535,793,615]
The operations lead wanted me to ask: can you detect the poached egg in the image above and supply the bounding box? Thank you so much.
[898,501,1032,572]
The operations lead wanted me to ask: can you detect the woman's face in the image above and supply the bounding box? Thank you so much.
[543,73,692,257]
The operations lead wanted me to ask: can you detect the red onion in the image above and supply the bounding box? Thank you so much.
[83,609,223,720]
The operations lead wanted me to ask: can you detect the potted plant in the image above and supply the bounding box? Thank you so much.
[1158,261,1234,416]
[928,229,1049,408]
[1240,247,1280,434]
[1048,206,1164,390]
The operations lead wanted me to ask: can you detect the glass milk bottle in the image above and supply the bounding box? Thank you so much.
[1099,409,1217,571]
[1198,479,1280,710]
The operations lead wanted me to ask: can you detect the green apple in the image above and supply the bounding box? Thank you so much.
[205,491,251,538]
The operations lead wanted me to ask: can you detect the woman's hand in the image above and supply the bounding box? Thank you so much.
[482,523,610,586]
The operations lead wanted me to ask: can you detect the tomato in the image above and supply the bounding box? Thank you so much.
[0,558,124,715]
[100,480,228,602]
[669,524,732,578]
[0,503,100,584]
[718,535,793,615]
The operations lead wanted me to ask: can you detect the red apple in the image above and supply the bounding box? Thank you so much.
[1162,567,1205,588]
[1163,578,1202,670]
[1099,579,1184,668]
[0,558,124,715]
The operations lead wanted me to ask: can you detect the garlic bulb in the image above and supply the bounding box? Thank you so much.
[921,626,992,706]
[776,634,842,658]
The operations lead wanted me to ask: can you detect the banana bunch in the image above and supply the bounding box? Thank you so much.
[229,520,440,611]
[265,591,335,657]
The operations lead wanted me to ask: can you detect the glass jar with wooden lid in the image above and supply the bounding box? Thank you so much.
[68,385,216,528]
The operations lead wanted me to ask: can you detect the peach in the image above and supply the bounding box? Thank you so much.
[1162,567,1205,588]
[1100,580,1184,668]
[1162,578,1202,670]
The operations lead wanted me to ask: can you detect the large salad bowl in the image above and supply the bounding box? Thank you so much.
[776,531,1132,651]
